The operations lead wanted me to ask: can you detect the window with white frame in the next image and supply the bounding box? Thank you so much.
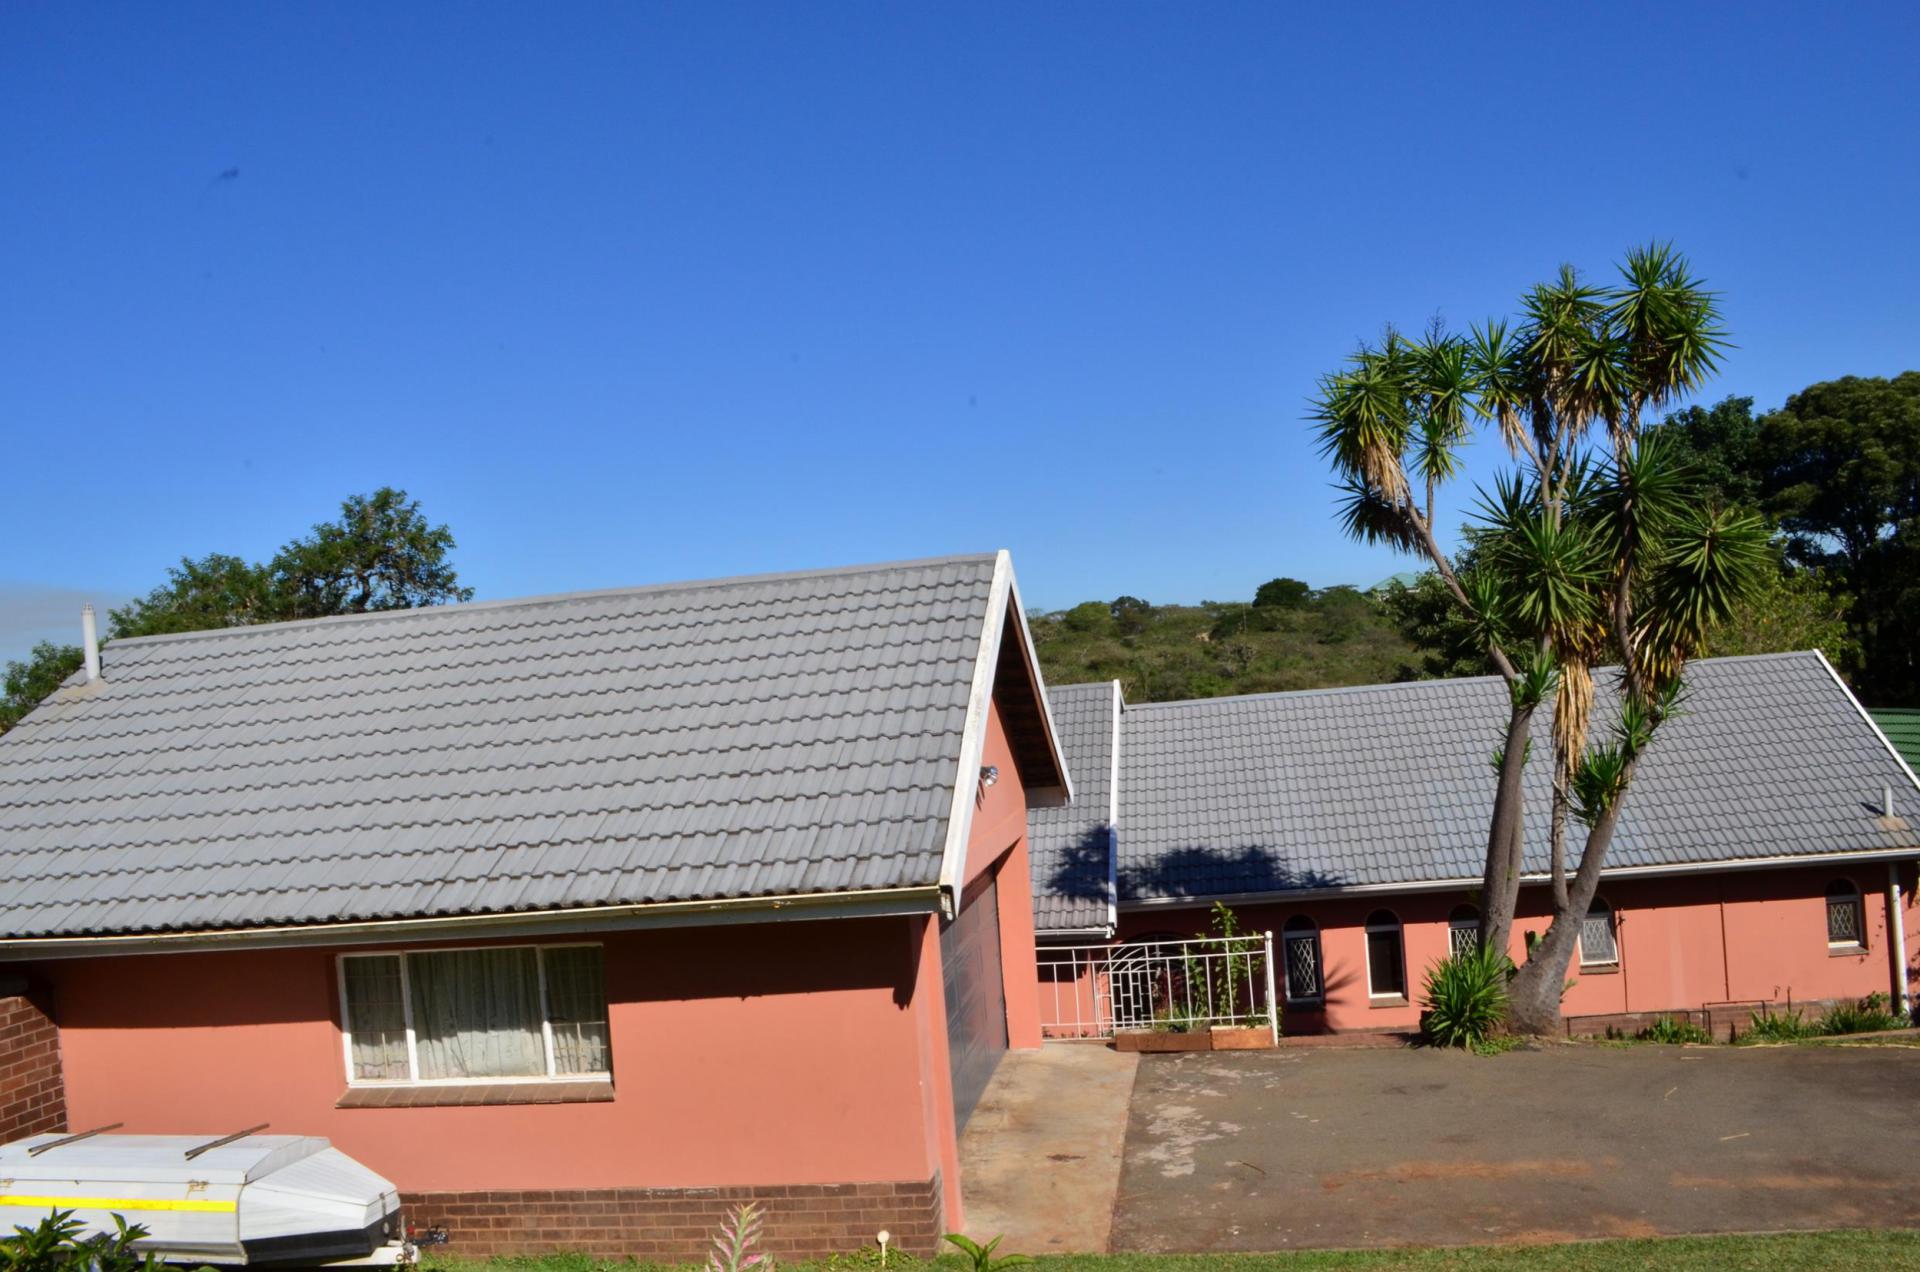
[1579,899,1618,967]
[339,944,609,1084]
[1826,879,1865,948]
[1364,909,1406,999]
[1281,916,1323,1002]
[1448,904,1481,958]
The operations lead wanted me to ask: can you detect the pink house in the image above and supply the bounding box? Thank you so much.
[1030,653,1920,1037]
[0,553,1070,1260]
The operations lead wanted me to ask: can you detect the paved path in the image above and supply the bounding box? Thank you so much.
[1112,1044,1920,1252]
[958,1043,1138,1255]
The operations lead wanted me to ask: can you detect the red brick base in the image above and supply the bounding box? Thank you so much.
[1564,996,1865,1042]
[402,1175,942,1260]
[0,984,67,1144]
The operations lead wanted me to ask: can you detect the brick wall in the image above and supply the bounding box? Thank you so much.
[402,1175,941,1261]
[1,983,67,1144]
[1565,996,1863,1043]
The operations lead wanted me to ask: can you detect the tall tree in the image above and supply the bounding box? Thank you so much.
[272,487,475,617]
[1310,244,1769,1034]
[108,488,474,641]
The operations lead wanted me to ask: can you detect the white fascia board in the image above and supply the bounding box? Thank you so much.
[935,551,1014,918]
[1003,557,1074,802]
[1106,679,1122,933]
[1815,648,1920,797]
[0,886,946,962]
[1119,847,1920,912]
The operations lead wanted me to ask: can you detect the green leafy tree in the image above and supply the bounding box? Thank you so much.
[1646,395,1763,508]
[1108,595,1155,638]
[1,642,85,735]
[271,487,475,618]
[110,553,276,639]
[1253,577,1312,609]
[1310,243,1770,1034]
[108,488,472,640]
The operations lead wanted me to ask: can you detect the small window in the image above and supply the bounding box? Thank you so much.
[1579,899,1619,967]
[1364,910,1406,999]
[1448,904,1481,958]
[1827,880,1865,948]
[1281,916,1323,1002]
[339,944,610,1085]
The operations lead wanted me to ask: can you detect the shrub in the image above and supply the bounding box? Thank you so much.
[1741,1006,1814,1043]
[1818,992,1908,1035]
[0,1210,160,1272]
[1638,1015,1712,1045]
[1419,942,1512,1048]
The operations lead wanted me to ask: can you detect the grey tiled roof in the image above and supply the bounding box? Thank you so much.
[1028,682,1117,935]
[0,555,1008,938]
[1117,651,1920,904]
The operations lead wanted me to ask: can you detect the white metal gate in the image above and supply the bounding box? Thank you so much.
[1036,933,1278,1042]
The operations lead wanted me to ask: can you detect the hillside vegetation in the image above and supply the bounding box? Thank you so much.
[1028,583,1417,703]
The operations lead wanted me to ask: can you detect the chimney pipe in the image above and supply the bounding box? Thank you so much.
[82,605,100,683]
[1886,784,1897,819]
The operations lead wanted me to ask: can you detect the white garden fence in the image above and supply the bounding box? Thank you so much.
[1036,932,1278,1042]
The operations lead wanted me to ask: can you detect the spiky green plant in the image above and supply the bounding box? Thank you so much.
[1419,943,1513,1049]
[1817,993,1908,1036]
[1741,1007,1813,1043]
[1638,1015,1712,1045]
[940,1234,1032,1272]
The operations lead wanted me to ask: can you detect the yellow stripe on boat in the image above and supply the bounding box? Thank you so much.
[0,1194,236,1213]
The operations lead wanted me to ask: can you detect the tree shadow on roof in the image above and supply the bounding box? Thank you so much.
[1116,843,1347,901]
[1042,826,1116,905]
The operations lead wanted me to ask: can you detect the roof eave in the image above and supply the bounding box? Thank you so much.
[0,885,945,962]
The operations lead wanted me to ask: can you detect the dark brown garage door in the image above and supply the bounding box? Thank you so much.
[940,874,1008,1131]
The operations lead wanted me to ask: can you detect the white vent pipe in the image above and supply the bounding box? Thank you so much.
[81,605,100,683]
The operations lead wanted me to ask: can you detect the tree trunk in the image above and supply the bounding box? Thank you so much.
[1478,704,1537,954]
[1507,785,1631,1035]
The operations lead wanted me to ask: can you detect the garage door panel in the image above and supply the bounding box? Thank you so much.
[941,875,1008,1131]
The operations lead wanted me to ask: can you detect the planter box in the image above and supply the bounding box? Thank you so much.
[1113,1029,1212,1053]
[1209,1025,1276,1050]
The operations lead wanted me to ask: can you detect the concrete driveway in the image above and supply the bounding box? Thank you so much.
[1111,1044,1920,1252]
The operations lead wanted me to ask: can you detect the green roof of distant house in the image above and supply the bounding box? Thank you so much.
[1366,571,1422,593]
[1870,708,1920,773]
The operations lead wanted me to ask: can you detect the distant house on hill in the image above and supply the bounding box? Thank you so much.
[1365,570,1422,594]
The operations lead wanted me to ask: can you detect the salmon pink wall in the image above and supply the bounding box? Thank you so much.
[1119,862,1919,1032]
[41,915,945,1195]
[968,697,1042,1051]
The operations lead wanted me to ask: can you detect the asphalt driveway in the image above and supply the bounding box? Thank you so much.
[1112,1044,1920,1252]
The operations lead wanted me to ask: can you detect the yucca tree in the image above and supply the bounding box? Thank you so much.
[1309,244,1770,1034]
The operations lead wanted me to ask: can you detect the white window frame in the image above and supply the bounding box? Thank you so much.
[1578,899,1619,968]
[336,942,610,1087]
[1826,879,1866,950]
[1281,919,1324,1004]
[1363,910,1407,1000]
[1447,906,1481,958]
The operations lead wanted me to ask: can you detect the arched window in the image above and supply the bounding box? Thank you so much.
[1580,898,1619,967]
[1448,904,1481,957]
[1281,916,1322,1003]
[1827,879,1865,949]
[1365,909,1406,999]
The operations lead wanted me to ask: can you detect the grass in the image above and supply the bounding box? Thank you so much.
[425,1229,1920,1272]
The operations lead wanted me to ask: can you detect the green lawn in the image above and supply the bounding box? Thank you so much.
[428,1228,1920,1272]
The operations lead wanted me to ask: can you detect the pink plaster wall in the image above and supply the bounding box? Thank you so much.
[43,916,945,1194]
[968,699,1043,1051]
[1118,862,1919,1032]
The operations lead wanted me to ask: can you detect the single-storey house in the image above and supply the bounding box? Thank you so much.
[0,552,1071,1259]
[1029,652,1920,1037]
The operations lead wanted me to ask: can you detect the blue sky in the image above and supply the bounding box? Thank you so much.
[4,3,1917,662]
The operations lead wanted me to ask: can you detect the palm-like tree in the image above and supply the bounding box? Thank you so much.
[1309,244,1766,1033]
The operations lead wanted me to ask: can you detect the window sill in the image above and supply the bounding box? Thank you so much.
[1579,963,1621,975]
[1368,995,1409,1009]
[337,1079,614,1109]
[1830,944,1867,958]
